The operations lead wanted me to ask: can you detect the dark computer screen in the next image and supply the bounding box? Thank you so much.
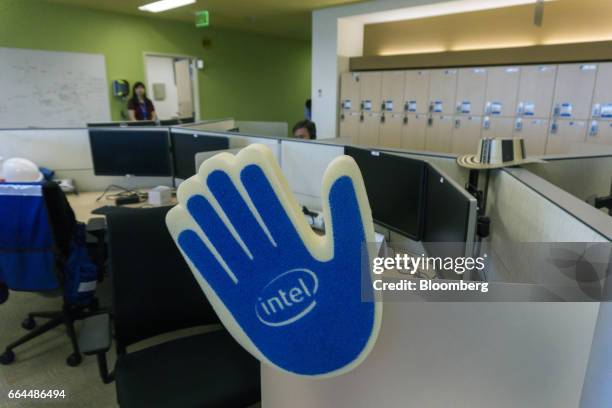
[126,120,157,127]
[179,117,195,124]
[344,146,426,240]
[171,132,229,180]
[88,129,172,177]
[422,163,473,259]
[160,118,181,126]
[87,122,122,128]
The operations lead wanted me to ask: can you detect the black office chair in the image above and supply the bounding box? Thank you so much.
[0,182,100,367]
[79,206,261,407]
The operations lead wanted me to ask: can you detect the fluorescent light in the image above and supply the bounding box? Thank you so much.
[139,0,195,13]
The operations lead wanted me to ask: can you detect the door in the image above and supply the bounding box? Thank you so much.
[339,111,360,142]
[403,70,430,114]
[586,120,612,146]
[381,71,405,114]
[379,113,403,148]
[516,65,557,119]
[546,119,587,154]
[426,115,453,153]
[591,62,612,120]
[514,118,549,155]
[358,112,381,146]
[552,63,597,120]
[451,115,482,154]
[481,116,515,139]
[340,72,361,114]
[401,113,427,151]
[485,66,520,117]
[455,68,487,116]
[428,69,458,116]
[175,59,194,118]
[360,72,383,114]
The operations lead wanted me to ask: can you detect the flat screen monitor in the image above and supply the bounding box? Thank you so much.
[88,129,172,177]
[422,163,476,259]
[126,120,157,127]
[160,118,181,126]
[87,122,122,128]
[179,116,195,124]
[344,146,426,240]
[171,131,229,180]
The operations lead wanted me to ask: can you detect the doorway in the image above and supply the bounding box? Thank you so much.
[144,53,199,120]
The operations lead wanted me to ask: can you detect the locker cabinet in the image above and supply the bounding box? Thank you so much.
[403,70,430,114]
[381,71,405,114]
[379,113,403,148]
[514,118,549,155]
[484,66,520,117]
[481,116,515,139]
[339,111,360,141]
[546,120,587,154]
[358,112,381,146]
[360,72,383,113]
[590,62,612,120]
[455,68,487,116]
[451,116,482,155]
[516,65,557,119]
[401,114,427,151]
[426,115,453,153]
[428,69,458,116]
[340,72,361,114]
[586,120,612,146]
[552,63,597,120]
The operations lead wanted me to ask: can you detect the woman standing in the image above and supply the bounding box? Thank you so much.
[127,82,157,121]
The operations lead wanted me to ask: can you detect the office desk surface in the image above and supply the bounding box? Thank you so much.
[67,191,177,222]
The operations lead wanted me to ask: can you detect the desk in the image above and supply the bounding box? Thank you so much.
[67,191,177,222]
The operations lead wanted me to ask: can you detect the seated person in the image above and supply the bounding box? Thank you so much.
[128,82,157,121]
[293,120,316,140]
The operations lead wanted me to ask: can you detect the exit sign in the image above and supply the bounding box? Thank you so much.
[195,10,209,27]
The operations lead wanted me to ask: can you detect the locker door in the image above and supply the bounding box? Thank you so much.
[381,71,405,114]
[481,116,515,139]
[514,118,549,155]
[484,66,520,117]
[546,119,587,154]
[403,70,430,114]
[428,69,458,116]
[552,63,597,120]
[516,65,557,119]
[591,63,612,120]
[401,113,427,151]
[339,111,360,141]
[455,68,487,116]
[426,115,453,153]
[451,116,482,155]
[359,112,381,146]
[379,113,403,148]
[340,72,361,113]
[586,120,612,146]
[360,72,383,113]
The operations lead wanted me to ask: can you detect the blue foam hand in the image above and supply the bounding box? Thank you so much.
[166,144,381,377]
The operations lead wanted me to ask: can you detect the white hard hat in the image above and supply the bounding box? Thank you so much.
[2,158,43,182]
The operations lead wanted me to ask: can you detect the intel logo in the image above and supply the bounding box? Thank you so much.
[256,268,318,327]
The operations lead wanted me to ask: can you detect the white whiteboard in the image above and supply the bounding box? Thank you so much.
[0,47,111,128]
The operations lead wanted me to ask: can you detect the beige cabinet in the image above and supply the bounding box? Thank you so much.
[546,119,587,154]
[586,120,612,146]
[428,69,458,116]
[379,113,403,148]
[381,71,405,114]
[358,112,382,146]
[455,68,487,116]
[340,72,361,113]
[359,72,383,113]
[481,116,515,139]
[552,64,597,120]
[513,118,549,155]
[485,66,520,117]
[451,115,482,155]
[339,111,360,142]
[516,65,557,119]
[403,70,430,114]
[426,115,453,153]
[591,62,612,120]
[401,114,428,151]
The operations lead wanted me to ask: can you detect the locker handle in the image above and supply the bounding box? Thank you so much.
[403,116,408,125]
[428,102,434,113]
[454,118,461,129]
[381,115,385,123]
[360,114,364,122]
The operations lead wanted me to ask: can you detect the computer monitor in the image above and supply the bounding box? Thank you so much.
[88,128,172,177]
[344,146,426,240]
[171,131,230,180]
[160,118,181,126]
[125,120,157,127]
[422,163,477,259]
[87,122,122,128]
[179,116,195,124]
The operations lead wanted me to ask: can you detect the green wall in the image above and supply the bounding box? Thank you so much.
[0,0,311,127]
